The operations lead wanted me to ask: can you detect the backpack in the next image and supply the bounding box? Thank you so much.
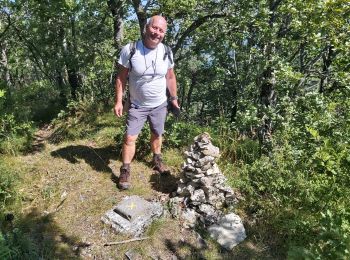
[128,40,173,71]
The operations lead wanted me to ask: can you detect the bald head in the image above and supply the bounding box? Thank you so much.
[148,15,167,28]
[143,15,167,49]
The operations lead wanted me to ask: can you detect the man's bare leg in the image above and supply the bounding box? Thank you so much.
[122,134,138,164]
[150,133,169,174]
[150,132,162,154]
[118,134,138,190]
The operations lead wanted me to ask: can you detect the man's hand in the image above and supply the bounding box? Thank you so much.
[114,66,129,117]
[114,102,123,117]
[168,99,181,118]
[171,99,180,109]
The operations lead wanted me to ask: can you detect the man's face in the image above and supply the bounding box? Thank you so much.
[144,17,167,49]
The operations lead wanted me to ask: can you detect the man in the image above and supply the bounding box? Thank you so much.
[114,15,180,190]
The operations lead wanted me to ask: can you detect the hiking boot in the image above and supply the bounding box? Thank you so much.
[152,154,170,175]
[118,166,131,190]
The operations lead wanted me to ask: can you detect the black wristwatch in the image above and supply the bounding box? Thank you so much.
[168,96,178,102]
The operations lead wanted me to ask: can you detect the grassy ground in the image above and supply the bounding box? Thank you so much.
[3,120,274,259]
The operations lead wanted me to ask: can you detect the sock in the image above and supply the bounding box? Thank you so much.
[153,153,162,160]
[122,163,130,169]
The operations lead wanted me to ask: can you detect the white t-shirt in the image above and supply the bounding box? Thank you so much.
[118,40,174,108]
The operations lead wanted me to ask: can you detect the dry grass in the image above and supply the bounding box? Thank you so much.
[6,129,272,259]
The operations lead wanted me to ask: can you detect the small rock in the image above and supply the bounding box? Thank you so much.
[181,208,198,228]
[199,177,213,186]
[195,231,208,249]
[201,144,220,158]
[125,249,143,260]
[190,189,206,204]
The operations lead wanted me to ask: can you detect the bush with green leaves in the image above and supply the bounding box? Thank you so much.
[0,229,39,260]
[164,117,203,148]
[234,88,350,259]
[0,114,34,155]
[50,100,120,144]
[0,163,38,259]
[1,80,64,124]
[0,161,17,210]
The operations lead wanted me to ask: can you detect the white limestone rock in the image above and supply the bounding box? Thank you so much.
[201,144,220,158]
[101,196,163,237]
[168,197,184,218]
[208,213,246,250]
[181,208,198,228]
[198,204,216,216]
[190,189,206,204]
[199,177,213,187]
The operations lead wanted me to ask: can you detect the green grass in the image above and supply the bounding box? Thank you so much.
[146,218,166,236]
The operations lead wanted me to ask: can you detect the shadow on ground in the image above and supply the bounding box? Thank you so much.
[149,172,179,194]
[165,238,207,259]
[164,237,273,260]
[50,145,117,174]
[1,208,86,259]
[50,144,181,193]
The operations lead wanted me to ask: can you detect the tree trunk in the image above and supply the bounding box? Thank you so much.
[67,68,80,100]
[230,89,237,122]
[299,42,305,72]
[319,45,334,93]
[0,41,11,88]
[56,25,67,106]
[107,0,126,97]
[130,0,147,37]
[64,15,81,101]
[259,66,276,107]
[185,72,197,113]
[107,0,125,50]
[257,0,281,153]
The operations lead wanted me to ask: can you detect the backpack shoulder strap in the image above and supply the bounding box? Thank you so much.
[163,44,173,65]
[128,41,137,71]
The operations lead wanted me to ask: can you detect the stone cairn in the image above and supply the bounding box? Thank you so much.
[169,133,238,227]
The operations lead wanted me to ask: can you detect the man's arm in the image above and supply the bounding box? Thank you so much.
[166,68,180,109]
[114,65,129,117]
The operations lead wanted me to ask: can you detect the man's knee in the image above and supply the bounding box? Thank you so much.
[124,135,138,146]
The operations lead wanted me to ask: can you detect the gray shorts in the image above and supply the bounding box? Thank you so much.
[126,101,167,136]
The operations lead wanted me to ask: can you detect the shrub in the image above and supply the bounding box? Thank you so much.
[232,89,350,258]
[11,80,64,123]
[50,100,122,144]
[164,117,203,148]
[0,228,39,259]
[0,162,17,210]
[0,114,34,155]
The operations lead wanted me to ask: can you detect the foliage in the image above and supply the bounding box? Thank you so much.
[288,209,350,259]
[50,100,121,145]
[0,161,18,209]
[0,114,35,155]
[0,162,38,260]
[232,89,350,258]
[164,117,203,148]
[0,228,39,260]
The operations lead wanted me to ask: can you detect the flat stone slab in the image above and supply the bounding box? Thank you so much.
[114,195,153,221]
[101,195,163,237]
[208,213,246,250]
